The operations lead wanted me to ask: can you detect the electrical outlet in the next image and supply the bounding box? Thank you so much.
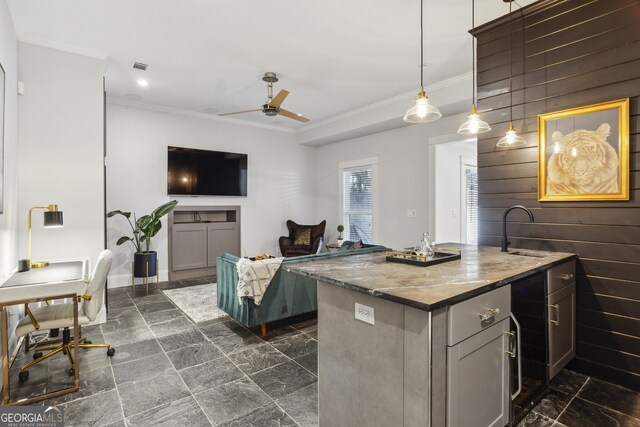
[355,303,375,325]
[407,209,417,218]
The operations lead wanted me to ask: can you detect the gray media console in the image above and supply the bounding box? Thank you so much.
[168,205,241,281]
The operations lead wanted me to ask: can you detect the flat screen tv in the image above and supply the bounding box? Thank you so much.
[167,146,248,196]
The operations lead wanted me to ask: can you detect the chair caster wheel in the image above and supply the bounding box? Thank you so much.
[18,371,29,382]
[107,348,116,357]
[33,352,43,360]
[68,368,75,377]
[84,340,92,345]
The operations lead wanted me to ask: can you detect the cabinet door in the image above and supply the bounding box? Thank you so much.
[207,224,239,266]
[447,318,510,427]
[548,282,576,379]
[172,224,208,271]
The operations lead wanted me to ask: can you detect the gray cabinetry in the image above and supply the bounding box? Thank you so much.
[446,286,511,427]
[207,223,240,267]
[168,206,240,280]
[171,223,207,271]
[447,318,511,427]
[548,281,576,379]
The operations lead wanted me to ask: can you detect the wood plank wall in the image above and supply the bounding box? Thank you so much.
[474,0,640,391]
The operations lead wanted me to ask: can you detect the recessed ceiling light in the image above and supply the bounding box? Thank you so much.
[137,79,149,87]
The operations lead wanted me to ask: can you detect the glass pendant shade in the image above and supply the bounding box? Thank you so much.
[458,106,491,134]
[403,89,442,123]
[496,122,526,148]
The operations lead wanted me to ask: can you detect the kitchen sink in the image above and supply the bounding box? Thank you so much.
[508,250,546,258]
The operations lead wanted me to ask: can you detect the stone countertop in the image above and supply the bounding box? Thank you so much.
[282,244,577,311]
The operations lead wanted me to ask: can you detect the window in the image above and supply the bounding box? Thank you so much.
[465,167,479,245]
[340,159,377,243]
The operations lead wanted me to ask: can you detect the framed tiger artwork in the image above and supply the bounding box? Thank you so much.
[538,98,629,201]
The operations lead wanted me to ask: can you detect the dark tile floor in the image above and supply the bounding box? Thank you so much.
[7,277,640,427]
[9,277,318,426]
[517,369,640,427]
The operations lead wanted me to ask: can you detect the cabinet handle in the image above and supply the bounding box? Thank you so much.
[549,304,560,326]
[505,331,516,357]
[560,273,574,281]
[510,313,523,400]
[479,308,499,322]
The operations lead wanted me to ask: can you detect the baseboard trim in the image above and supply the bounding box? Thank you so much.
[107,270,169,289]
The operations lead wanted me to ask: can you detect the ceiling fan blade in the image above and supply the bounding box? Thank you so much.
[269,90,289,108]
[278,108,310,123]
[218,109,262,117]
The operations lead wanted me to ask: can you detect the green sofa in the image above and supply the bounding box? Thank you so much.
[216,243,387,333]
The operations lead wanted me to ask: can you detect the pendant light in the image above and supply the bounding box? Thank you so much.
[496,0,526,148]
[403,0,441,123]
[458,0,491,135]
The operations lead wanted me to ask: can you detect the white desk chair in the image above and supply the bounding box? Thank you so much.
[14,250,116,381]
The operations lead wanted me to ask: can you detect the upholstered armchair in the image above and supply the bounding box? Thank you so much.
[279,220,326,257]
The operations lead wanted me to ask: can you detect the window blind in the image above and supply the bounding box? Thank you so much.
[465,168,479,245]
[342,167,373,243]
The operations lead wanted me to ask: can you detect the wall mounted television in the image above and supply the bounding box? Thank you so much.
[167,146,248,196]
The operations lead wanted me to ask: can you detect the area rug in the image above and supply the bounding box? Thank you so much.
[162,283,228,324]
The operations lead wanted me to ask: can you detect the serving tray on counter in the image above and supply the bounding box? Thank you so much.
[385,249,461,267]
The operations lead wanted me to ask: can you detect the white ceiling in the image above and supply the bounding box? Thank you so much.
[7,0,536,130]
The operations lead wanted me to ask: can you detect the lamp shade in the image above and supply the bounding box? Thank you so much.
[457,107,491,135]
[44,210,64,228]
[496,122,526,148]
[403,91,442,123]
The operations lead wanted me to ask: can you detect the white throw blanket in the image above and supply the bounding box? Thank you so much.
[236,257,284,306]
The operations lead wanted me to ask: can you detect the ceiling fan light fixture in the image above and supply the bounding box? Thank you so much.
[496,122,526,147]
[219,72,309,123]
[404,0,441,124]
[404,89,442,123]
[458,105,491,134]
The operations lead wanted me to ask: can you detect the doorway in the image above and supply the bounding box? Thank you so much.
[434,139,478,244]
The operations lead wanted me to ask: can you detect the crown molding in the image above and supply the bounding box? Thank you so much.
[18,34,109,60]
[298,72,473,133]
[107,96,296,133]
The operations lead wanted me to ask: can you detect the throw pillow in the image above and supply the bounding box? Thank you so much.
[293,228,311,246]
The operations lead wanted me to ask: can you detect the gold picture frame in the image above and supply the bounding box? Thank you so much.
[538,98,629,201]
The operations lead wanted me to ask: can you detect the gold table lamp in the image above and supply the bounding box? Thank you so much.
[27,204,64,268]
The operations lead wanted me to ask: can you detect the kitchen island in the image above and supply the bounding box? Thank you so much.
[283,244,577,427]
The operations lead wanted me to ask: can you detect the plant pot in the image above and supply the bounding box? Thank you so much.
[337,239,344,247]
[134,251,157,278]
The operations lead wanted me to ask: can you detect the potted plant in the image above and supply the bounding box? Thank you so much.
[337,224,345,246]
[107,200,178,278]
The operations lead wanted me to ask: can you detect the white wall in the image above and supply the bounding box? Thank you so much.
[315,114,470,250]
[0,0,19,378]
[434,139,477,243]
[17,43,106,269]
[0,0,18,282]
[106,105,316,286]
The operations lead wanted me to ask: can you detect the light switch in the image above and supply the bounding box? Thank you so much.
[355,303,375,325]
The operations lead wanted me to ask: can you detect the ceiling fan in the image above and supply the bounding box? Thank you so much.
[219,72,309,123]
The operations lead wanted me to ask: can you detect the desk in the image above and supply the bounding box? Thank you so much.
[1,261,87,405]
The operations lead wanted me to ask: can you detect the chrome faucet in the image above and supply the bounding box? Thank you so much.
[501,205,534,252]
